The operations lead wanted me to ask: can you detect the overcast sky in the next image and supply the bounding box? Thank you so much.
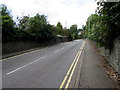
[0,0,97,28]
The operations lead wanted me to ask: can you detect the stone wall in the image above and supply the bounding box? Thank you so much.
[2,37,69,57]
[98,37,120,74]
[109,38,119,73]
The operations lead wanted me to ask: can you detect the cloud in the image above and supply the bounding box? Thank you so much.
[0,0,97,28]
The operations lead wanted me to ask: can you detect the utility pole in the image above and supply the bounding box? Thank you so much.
[65,21,67,29]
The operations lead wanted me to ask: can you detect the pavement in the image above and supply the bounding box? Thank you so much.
[78,39,117,88]
[2,39,117,89]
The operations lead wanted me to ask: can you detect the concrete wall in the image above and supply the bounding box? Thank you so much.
[98,37,120,74]
[2,37,69,56]
[109,38,119,73]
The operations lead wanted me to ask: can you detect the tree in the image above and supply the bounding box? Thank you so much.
[70,24,79,39]
[57,22,63,29]
[18,16,30,30]
[1,4,16,42]
[97,2,120,50]
[55,22,63,35]
[27,13,54,41]
[85,1,120,51]
[1,4,72,42]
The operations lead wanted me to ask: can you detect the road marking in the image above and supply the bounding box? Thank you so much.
[65,51,82,88]
[7,55,47,75]
[63,42,71,45]
[59,51,79,88]
[1,47,48,62]
[54,48,64,53]
[59,41,85,89]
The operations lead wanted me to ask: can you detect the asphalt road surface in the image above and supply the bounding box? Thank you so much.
[2,39,84,88]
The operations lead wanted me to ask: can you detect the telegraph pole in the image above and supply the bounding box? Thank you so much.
[65,21,67,29]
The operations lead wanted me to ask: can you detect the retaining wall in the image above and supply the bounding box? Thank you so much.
[98,37,120,74]
[2,37,69,56]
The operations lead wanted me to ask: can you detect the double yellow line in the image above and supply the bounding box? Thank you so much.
[59,41,85,89]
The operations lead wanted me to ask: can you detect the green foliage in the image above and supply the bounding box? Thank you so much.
[57,22,63,29]
[18,16,30,30]
[55,22,63,35]
[1,4,55,42]
[85,14,111,47]
[1,4,72,42]
[27,14,53,41]
[1,4,16,42]
[54,21,72,39]
[69,24,79,39]
[85,2,120,51]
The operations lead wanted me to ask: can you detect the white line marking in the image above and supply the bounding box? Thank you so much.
[7,55,47,75]
[1,47,48,62]
[54,48,64,53]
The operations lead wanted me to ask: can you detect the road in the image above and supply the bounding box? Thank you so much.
[2,39,84,88]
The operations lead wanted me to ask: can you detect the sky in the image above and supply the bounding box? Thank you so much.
[0,0,97,29]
